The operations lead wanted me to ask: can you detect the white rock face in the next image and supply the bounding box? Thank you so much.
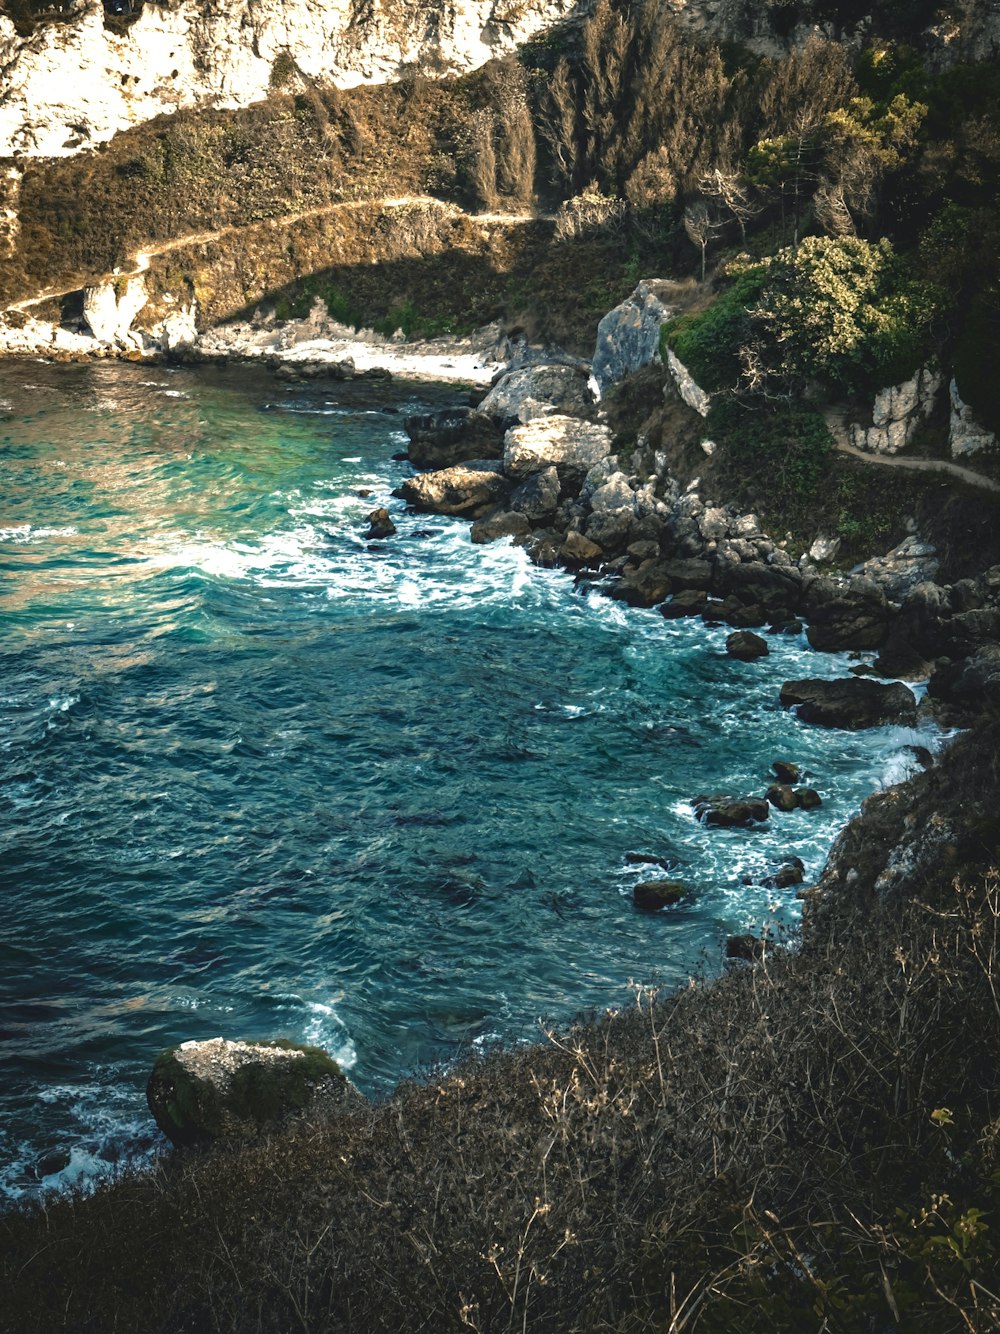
[849,365,941,455]
[949,379,997,458]
[0,167,21,259]
[503,415,612,477]
[0,0,584,158]
[82,274,148,345]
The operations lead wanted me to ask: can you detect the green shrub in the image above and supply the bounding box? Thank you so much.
[661,265,768,392]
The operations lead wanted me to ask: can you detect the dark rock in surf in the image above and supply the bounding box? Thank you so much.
[365,508,396,540]
[726,630,769,661]
[633,880,685,911]
[780,677,917,730]
[691,795,770,828]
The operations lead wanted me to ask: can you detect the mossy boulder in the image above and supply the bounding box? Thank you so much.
[147,1037,361,1147]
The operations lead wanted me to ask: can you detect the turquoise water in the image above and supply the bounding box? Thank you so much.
[0,360,935,1200]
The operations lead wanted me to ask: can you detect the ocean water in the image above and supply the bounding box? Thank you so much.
[0,359,936,1202]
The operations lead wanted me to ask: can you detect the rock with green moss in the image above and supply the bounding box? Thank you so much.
[147,1037,361,1147]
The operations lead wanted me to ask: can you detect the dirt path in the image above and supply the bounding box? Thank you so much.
[3,195,541,315]
[825,408,1000,495]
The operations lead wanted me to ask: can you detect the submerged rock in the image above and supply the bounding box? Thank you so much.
[780,677,918,730]
[147,1037,360,1147]
[364,507,396,540]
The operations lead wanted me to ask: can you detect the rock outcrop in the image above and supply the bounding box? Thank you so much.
[591,280,674,397]
[849,365,941,456]
[949,379,997,458]
[147,1037,360,1146]
[780,677,918,730]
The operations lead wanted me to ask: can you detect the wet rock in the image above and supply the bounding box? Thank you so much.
[772,760,801,784]
[927,645,1000,722]
[633,880,686,911]
[609,559,674,608]
[503,416,612,478]
[691,795,770,828]
[794,787,823,810]
[364,507,396,540]
[524,529,564,567]
[766,784,798,812]
[559,529,603,566]
[660,589,708,619]
[726,630,769,661]
[397,460,510,516]
[470,511,532,545]
[625,852,671,868]
[762,856,806,888]
[725,603,768,629]
[147,1038,360,1148]
[404,407,503,469]
[780,677,918,730]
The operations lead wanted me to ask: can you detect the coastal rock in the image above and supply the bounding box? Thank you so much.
[780,677,918,730]
[364,507,396,540]
[766,783,797,812]
[691,795,770,828]
[849,365,941,455]
[805,577,891,651]
[404,408,503,469]
[147,1037,360,1147]
[609,559,675,608]
[772,760,801,784]
[82,276,147,347]
[478,364,594,427]
[470,510,532,544]
[795,787,822,809]
[726,629,769,660]
[397,460,509,515]
[591,280,674,396]
[633,880,685,911]
[856,536,940,603]
[660,588,708,618]
[509,466,560,524]
[927,644,1000,721]
[503,416,612,478]
[762,856,805,888]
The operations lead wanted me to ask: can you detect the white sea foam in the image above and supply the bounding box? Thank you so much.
[0,523,78,543]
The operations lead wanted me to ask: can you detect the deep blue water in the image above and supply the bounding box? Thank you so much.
[0,359,937,1200]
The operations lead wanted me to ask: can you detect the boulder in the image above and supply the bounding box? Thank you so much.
[794,787,823,809]
[726,630,769,661]
[762,856,806,888]
[503,416,613,478]
[609,559,675,608]
[478,364,594,427]
[591,280,674,395]
[927,645,1000,721]
[772,760,801,784]
[856,537,940,603]
[665,348,711,417]
[397,460,510,516]
[780,677,918,730]
[559,529,603,565]
[805,577,891,651]
[364,507,396,540]
[147,1038,360,1147]
[470,510,532,544]
[509,466,560,524]
[404,408,503,469]
[691,795,770,828]
[633,880,686,911]
[766,784,797,812]
[660,589,708,619]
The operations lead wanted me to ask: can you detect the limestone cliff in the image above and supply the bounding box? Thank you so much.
[0,0,586,157]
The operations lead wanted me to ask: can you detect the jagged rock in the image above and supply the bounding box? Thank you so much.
[805,577,891,651]
[691,795,770,828]
[726,630,769,660]
[583,506,635,556]
[147,1037,360,1147]
[558,529,603,565]
[808,534,842,564]
[766,784,797,812]
[849,365,941,455]
[633,880,686,911]
[772,760,801,784]
[404,408,503,469]
[662,558,714,591]
[364,507,396,540]
[949,379,997,458]
[397,460,509,515]
[780,677,918,730]
[589,472,636,514]
[609,560,675,607]
[509,466,560,524]
[478,364,594,427]
[503,416,612,478]
[591,280,674,395]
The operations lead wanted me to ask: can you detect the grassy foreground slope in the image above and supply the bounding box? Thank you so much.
[2,722,999,1331]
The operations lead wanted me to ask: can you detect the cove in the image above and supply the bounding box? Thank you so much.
[0,359,938,1201]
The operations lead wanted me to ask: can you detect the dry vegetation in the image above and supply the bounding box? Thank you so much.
[3,725,1000,1332]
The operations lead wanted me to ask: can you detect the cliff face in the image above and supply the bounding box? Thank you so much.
[0,0,586,157]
